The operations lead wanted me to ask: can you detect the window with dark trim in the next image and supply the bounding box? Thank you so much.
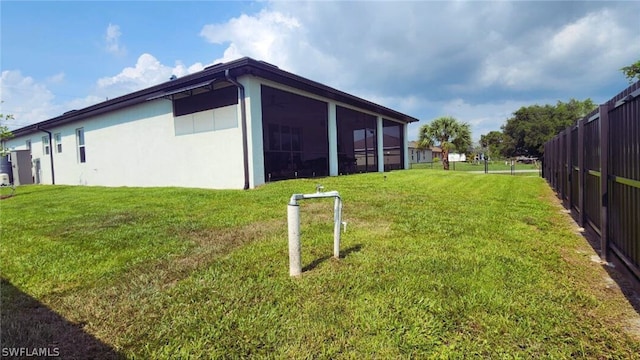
[54,133,62,153]
[76,128,86,163]
[42,136,50,155]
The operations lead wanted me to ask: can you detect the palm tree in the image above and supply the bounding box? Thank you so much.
[418,116,471,170]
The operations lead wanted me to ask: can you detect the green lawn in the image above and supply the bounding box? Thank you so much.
[412,161,539,172]
[1,171,638,358]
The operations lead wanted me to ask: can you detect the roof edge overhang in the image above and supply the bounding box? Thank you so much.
[9,57,418,137]
[229,61,419,124]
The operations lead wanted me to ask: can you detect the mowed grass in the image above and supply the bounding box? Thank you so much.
[1,170,639,358]
[412,161,539,172]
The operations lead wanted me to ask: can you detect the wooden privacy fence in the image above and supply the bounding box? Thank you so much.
[543,81,640,279]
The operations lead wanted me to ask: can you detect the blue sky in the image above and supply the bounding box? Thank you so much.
[2,1,639,142]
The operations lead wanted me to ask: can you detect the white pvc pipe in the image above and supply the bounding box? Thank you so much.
[287,190,342,277]
[288,204,301,277]
[333,196,341,258]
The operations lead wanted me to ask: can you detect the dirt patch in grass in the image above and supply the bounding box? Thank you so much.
[174,219,286,271]
[44,219,287,351]
[112,218,288,293]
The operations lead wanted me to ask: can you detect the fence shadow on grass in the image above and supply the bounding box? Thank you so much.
[0,278,124,359]
[568,213,640,316]
[302,244,363,272]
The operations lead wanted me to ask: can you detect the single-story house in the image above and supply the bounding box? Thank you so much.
[2,57,419,189]
[407,141,433,164]
[430,146,442,160]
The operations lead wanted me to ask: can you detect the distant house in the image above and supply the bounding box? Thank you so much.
[431,146,443,160]
[447,152,467,162]
[407,141,432,164]
[3,57,419,189]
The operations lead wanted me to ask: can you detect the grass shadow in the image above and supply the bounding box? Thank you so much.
[302,244,363,272]
[564,207,640,316]
[0,278,123,359]
[578,223,640,315]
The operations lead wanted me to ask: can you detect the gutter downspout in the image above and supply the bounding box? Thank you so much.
[37,127,55,185]
[225,69,250,190]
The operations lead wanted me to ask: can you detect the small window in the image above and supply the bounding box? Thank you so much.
[42,136,50,155]
[26,139,31,151]
[54,133,62,153]
[76,128,86,163]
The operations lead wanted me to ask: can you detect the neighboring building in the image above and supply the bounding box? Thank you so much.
[407,141,433,164]
[3,57,419,189]
[431,146,443,160]
[447,152,467,162]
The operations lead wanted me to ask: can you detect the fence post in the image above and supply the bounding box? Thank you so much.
[551,138,555,188]
[561,130,566,201]
[553,137,557,189]
[567,127,572,208]
[599,104,610,261]
[561,131,566,197]
[577,118,585,227]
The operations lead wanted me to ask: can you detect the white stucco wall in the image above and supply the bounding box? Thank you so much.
[5,100,244,189]
[4,74,412,190]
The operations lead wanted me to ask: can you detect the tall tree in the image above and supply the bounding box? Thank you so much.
[620,60,640,83]
[418,116,471,170]
[480,131,505,159]
[501,99,595,157]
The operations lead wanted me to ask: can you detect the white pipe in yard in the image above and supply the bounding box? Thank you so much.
[333,197,342,258]
[288,203,302,277]
[287,190,342,277]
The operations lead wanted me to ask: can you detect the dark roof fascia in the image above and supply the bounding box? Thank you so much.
[9,58,252,137]
[232,59,419,123]
[11,57,418,137]
[146,80,217,101]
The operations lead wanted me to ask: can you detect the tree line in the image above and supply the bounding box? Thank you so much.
[417,98,596,168]
[481,98,596,159]
[419,60,639,169]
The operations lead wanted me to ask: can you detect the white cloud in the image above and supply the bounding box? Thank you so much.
[201,2,639,96]
[46,73,65,84]
[1,70,105,129]
[200,9,343,87]
[201,10,301,67]
[1,54,204,128]
[197,1,639,142]
[95,53,203,99]
[105,23,126,56]
[476,8,640,91]
[5,1,640,142]
[1,70,58,129]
